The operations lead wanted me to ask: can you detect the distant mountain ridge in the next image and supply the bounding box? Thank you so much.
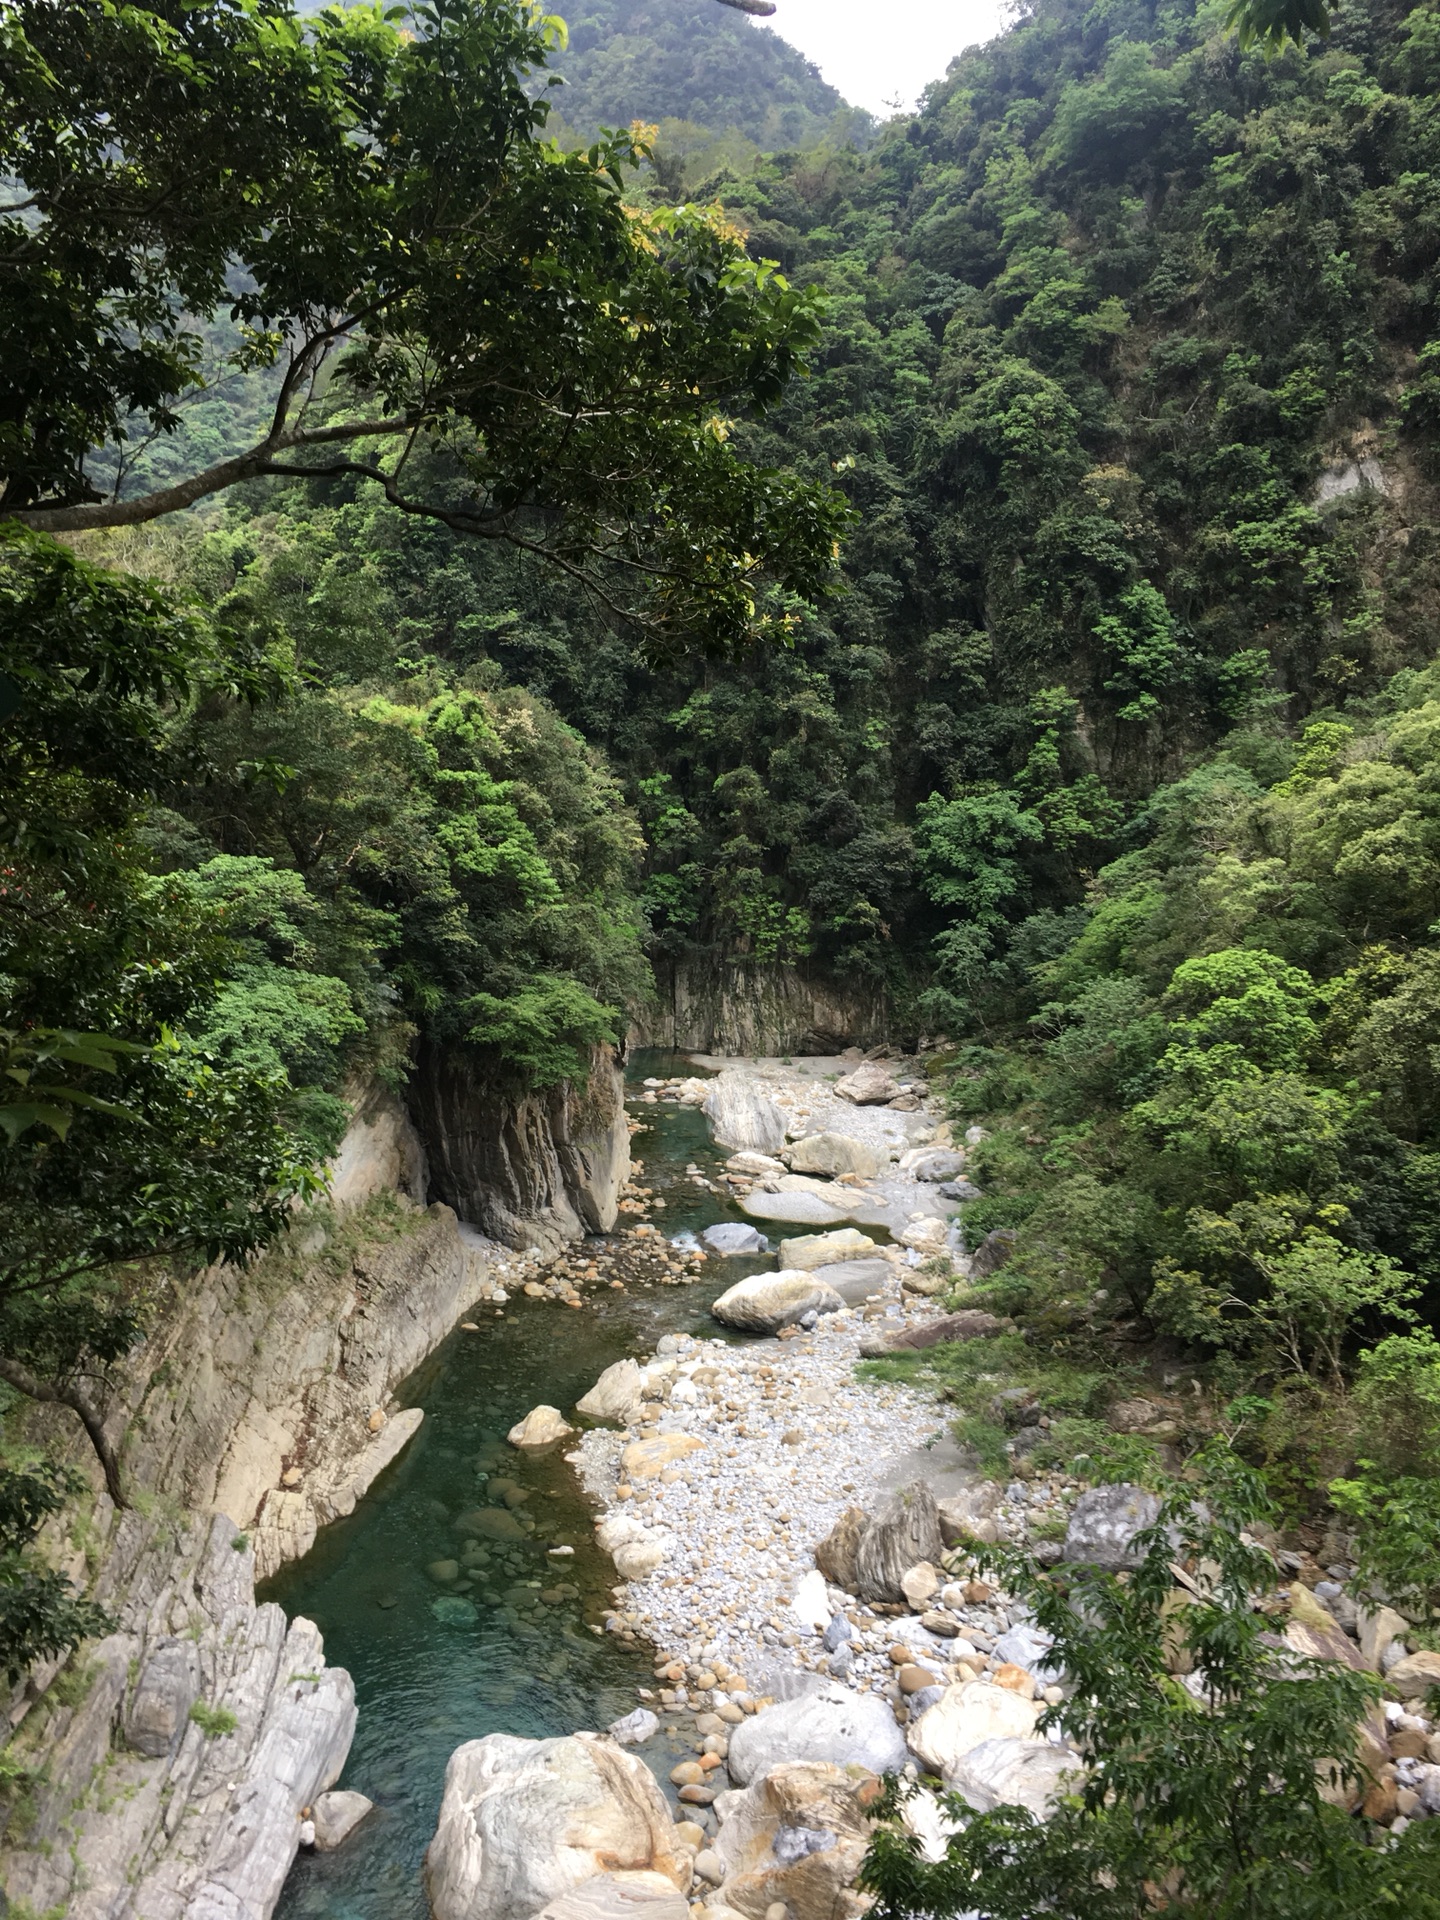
[543,0,855,146]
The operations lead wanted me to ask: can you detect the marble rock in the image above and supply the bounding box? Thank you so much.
[777,1229,880,1272]
[906,1681,1042,1780]
[313,1789,375,1851]
[786,1134,883,1180]
[710,1270,845,1335]
[726,1685,907,1785]
[423,1732,689,1920]
[577,1360,644,1424]
[508,1405,574,1450]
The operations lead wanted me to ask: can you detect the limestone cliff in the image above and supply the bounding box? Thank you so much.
[631,960,889,1056]
[409,1041,629,1252]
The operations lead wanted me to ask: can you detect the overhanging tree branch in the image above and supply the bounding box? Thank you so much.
[0,1355,125,1508]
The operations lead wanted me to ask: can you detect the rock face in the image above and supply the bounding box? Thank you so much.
[1,1513,355,1920]
[410,1041,629,1252]
[703,1070,789,1155]
[628,958,887,1056]
[711,1762,876,1920]
[327,1079,428,1207]
[111,1200,480,1583]
[726,1685,907,1785]
[1062,1484,1162,1570]
[2,1108,514,1918]
[710,1271,846,1335]
[853,1483,945,1603]
[422,1732,689,1920]
[834,1063,901,1105]
[787,1133,883,1180]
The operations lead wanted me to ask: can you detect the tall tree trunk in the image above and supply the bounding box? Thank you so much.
[0,1356,126,1508]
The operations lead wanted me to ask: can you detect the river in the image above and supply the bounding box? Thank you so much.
[267,1053,764,1920]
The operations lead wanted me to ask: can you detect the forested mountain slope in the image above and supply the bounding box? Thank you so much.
[543,0,852,147]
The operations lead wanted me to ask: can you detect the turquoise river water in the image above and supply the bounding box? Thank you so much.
[267,1054,767,1920]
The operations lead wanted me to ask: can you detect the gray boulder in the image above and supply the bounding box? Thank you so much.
[810,1258,893,1305]
[607,1707,660,1746]
[969,1229,1016,1277]
[948,1737,1082,1819]
[702,1222,769,1255]
[909,1151,966,1183]
[313,1789,375,1850]
[726,1683,907,1784]
[992,1624,1061,1686]
[1062,1484,1162,1570]
[854,1482,945,1604]
[739,1190,849,1228]
[704,1071,787,1154]
[788,1133,882,1180]
[710,1269,845,1335]
[835,1063,902,1105]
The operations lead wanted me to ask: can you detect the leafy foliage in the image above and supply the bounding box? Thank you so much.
[0,0,848,653]
[861,1447,1440,1918]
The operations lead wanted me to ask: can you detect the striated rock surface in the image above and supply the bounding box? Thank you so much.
[853,1482,944,1603]
[628,959,887,1056]
[703,1069,789,1155]
[423,1732,690,1920]
[124,1199,479,1582]
[2,1513,354,1920]
[411,1041,629,1253]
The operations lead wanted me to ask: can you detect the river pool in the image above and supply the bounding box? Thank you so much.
[267,1054,764,1920]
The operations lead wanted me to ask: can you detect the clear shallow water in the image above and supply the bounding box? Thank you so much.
[268,1053,763,1920]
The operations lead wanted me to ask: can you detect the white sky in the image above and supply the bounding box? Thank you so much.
[755,0,1016,118]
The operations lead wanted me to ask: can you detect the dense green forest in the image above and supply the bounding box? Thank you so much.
[8,0,1440,1901]
[542,0,856,151]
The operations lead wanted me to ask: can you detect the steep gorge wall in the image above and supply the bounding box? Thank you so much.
[409,1040,630,1252]
[1,1049,628,1919]
[630,959,891,1057]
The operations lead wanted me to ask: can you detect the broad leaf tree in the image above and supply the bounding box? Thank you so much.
[0,0,846,653]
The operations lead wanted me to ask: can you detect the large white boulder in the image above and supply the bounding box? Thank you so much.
[726,1684,907,1785]
[906,1681,1042,1779]
[710,1270,845,1335]
[704,1071,788,1154]
[508,1405,574,1450]
[947,1737,1082,1819]
[787,1133,883,1180]
[712,1762,876,1920]
[778,1228,880,1271]
[423,1732,689,1920]
[576,1360,644,1424]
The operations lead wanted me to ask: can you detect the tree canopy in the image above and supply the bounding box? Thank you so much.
[0,0,845,652]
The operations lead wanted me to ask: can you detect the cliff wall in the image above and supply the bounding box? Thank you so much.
[629,960,891,1057]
